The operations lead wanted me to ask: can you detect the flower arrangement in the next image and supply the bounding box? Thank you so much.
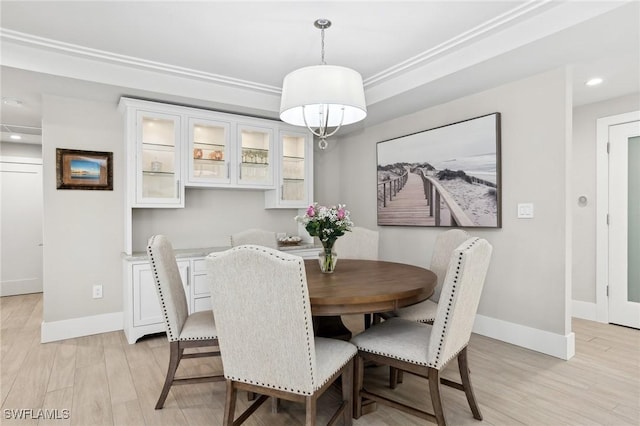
[295,203,353,272]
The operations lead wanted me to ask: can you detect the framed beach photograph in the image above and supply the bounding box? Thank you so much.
[376,112,501,228]
[56,148,113,190]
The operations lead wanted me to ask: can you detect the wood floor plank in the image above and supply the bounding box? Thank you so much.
[112,399,146,426]
[46,340,77,392]
[71,363,113,426]
[38,387,73,426]
[102,331,138,405]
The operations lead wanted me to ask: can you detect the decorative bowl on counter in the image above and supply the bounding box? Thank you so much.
[278,235,302,246]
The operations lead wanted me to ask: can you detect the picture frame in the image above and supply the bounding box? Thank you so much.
[56,148,113,190]
[376,112,501,228]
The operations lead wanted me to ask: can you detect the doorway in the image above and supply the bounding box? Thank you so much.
[596,111,640,328]
[0,156,43,296]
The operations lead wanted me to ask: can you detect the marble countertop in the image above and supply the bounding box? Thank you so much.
[123,243,319,261]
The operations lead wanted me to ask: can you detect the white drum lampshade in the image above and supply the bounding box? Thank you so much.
[279,64,367,128]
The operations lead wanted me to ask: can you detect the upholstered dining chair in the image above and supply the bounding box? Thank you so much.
[206,245,357,426]
[394,229,470,323]
[334,227,380,329]
[147,235,224,409]
[230,228,278,249]
[351,237,492,426]
[333,226,379,261]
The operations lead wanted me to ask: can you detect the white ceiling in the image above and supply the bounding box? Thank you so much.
[1,1,638,143]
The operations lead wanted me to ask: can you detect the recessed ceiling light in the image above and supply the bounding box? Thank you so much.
[2,98,23,107]
[585,78,603,86]
[10,134,22,140]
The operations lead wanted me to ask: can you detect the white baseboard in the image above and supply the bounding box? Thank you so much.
[41,311,123,343]
[473,314,575,360]
[1,279,42,296]
[571,300,598,321]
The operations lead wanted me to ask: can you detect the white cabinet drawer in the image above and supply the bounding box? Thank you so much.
[193,258,207,273]
[193,296,212,312]
[193,274,210,297]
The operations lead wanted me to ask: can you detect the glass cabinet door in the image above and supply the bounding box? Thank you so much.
[137,111,181,205]
[187,118,231,185]
[237,124,273,186]
[280,131,309,204]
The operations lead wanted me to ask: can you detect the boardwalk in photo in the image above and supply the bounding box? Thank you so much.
[378,171,451,226]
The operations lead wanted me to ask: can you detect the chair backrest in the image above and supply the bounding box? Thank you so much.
[333,226,379,260]
[427,237,492,368]
[147,235,189,342]
[230,228,278,249]
[429,229,471,302]
[206,245,319,394]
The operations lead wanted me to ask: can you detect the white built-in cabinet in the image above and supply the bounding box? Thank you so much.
[122,248,319,343]
[120,97,312,206]
[265,128,312,208]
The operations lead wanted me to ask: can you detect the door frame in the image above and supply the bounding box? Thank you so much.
[596,110,640,323]
[0,154,44,296]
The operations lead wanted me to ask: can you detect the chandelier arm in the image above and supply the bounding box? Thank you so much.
[301,106,324,138]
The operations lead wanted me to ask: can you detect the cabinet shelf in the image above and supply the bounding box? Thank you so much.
[142,142,175,150]
[242,162,269,166]
[194,158,225,164]
[194,141,225,148]
[283,177,305,181]
[142,170,175,176]
[283,155,305,160]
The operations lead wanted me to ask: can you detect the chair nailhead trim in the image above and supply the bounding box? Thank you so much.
[148,236,178,342]
[227,245,318,390]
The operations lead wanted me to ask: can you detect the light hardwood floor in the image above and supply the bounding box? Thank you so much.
[1,293,638,425]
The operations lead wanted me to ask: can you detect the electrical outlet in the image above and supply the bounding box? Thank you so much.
[92,284,103,299]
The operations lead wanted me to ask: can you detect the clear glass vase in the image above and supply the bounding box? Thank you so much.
[318,247,338,273]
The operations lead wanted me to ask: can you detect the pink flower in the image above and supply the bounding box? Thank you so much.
[306,205,315,217]
[337,208,345,219]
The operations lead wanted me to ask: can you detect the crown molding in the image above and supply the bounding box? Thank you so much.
[0,28,282,95]
[364,0,555,87]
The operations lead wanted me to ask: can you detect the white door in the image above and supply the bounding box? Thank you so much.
[0,159,43,296]
[608,121,640,328]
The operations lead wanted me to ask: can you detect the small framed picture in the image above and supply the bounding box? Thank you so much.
[56,148,113,190]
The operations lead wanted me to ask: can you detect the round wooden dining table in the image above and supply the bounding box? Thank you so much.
[304,259,437,339]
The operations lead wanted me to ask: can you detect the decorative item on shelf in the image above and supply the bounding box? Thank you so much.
[151,161,162,172]
[279,18,367,150]
[193,148,203,159]
[215,151,223,161]
[295,203,353,273]
[278,235,302,247]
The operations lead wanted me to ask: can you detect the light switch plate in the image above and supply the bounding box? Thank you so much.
[517,203,534,219]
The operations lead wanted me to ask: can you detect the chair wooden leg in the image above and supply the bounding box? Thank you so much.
[428,367,446,426]
[223,380,237,426]
[305,395,317,426]
[271,397,279,413]
[353,355,364,419]
[458,347,483,420]
[341,359,354,426]
[389,367,398,389]
[364,313,372,329]
[155,341,181,409]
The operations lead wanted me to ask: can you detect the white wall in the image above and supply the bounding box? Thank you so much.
[42,95,125,323]
[318,69,573,344]
[130,189,302,252]
[572,93,640,304]
[0,141,42,158]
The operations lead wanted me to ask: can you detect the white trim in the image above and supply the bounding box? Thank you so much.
[571,300,598,321]
[41,311,123,343]
[595,111,640,324]
[0,155,42,165]
[0,28,281,95]
[0,279,41,296]
[473,314,575,360]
